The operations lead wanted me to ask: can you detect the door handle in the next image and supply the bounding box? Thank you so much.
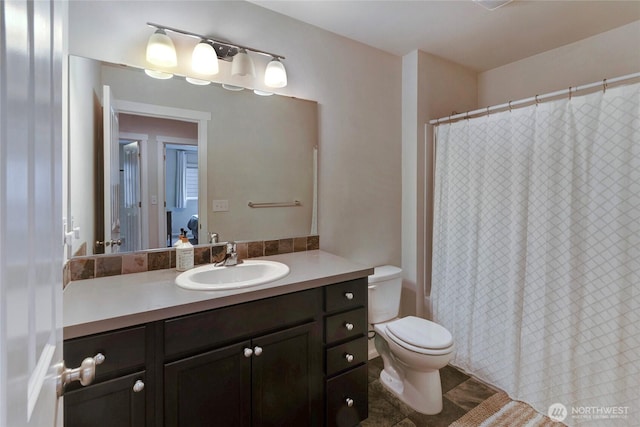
[56,353,105,397]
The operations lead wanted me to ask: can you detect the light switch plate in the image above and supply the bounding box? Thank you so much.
[212,199,229,212]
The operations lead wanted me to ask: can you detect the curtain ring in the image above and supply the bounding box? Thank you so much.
[568,87,572,100]
[508,101,513,112]
[535,95,540,106]
[603,78,608,93]
[486,106,490,116]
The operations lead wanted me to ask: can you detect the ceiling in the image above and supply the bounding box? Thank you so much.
[249,0,640,71]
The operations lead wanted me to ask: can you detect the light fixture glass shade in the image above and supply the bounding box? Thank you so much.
[144,69,174,80]
[192,41,219,75]
[231,48,256,77]
[186,77,211,86]
[146,29,177,67]
[264,57,287,88]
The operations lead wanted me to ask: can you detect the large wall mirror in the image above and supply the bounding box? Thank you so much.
[68,55,318,257]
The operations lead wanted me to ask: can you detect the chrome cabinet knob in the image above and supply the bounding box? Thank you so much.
[253,346,263,356]
[345,353,354,363]
[345,398,354,407]
[94,353,106,365]
[244,348,253,358]
[344,322,354,331]
[132,380,145,393]
[344,292,354,300]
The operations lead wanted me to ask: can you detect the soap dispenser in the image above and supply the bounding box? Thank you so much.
[176,233,194,271]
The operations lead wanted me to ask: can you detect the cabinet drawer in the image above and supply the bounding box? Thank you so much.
[64,326,146,386]
[325,307,366,344]
[324,278,367,313]
[326,336,367,377]
[164,288,321,359]
[326,364,368,427]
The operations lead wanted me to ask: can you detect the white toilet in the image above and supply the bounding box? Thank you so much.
[368,265,454,415]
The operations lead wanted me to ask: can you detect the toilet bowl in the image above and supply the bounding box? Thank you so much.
[368,266,454,415]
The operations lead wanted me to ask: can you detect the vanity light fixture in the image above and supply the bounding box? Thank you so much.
[192,40,219,76]
[231,48,256,77]
[145,23,287,88]
[264,57,287,88]
[146,28,178,67]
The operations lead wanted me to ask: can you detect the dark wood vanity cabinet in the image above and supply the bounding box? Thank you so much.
[323,278,369,427]
[63,326,150,426]
[64,277,369,427]
[164,321,322,427]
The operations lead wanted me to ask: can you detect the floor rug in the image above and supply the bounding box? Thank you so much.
[450,392,565,426]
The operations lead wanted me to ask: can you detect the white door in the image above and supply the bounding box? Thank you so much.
[103,85,121,254]
[121,141,142,252]
[1,0,64,426]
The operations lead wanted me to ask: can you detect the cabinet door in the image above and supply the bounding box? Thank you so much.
[64,371,146,427]
[164,340,252,427]
[252,321,322,427]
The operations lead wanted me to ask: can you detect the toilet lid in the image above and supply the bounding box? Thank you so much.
[386,316,453,350]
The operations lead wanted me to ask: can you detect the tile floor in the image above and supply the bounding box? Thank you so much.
[360,357,499,427]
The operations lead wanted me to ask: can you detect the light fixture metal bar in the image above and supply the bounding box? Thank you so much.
[147,22,285,60]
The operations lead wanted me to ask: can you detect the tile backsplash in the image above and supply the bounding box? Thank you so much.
[64,235,319,287]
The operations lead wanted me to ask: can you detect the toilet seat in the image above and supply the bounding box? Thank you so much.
[386,316,453,356]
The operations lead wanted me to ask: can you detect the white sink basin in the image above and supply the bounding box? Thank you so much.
[175,260,290,290]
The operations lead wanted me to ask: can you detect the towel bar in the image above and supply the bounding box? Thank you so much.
[248,200,301,208]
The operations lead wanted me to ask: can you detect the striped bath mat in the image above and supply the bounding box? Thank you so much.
[450,392,565,427]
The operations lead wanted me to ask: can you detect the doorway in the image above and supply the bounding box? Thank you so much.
[118,113,200,249]
[162,141,199,246]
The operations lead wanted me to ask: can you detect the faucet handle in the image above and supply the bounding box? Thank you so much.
[227,241,236,253]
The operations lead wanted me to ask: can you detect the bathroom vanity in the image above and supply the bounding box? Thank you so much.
[63,250,372,427]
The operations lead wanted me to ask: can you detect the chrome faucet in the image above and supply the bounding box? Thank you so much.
[209,232,219,244]
[216,241,241,266]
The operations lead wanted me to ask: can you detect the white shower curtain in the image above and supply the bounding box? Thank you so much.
[432,82,639,424]
[175,150,187,209]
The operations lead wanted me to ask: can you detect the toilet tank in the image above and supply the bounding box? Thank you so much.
[368,265,403,324]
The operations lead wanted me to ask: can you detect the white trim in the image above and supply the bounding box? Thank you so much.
[112,100,210,248]
[116,100,211,121]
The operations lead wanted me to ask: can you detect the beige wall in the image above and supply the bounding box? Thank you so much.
[68,0,402,268]
[402,51,477,318]
[478,21,640,107]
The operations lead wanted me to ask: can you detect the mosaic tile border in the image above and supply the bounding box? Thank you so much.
[64,235,319,287]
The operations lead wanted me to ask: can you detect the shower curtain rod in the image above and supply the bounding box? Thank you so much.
[429,71,640,125]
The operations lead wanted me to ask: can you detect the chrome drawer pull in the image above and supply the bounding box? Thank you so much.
[132,380,145,393]
[244,348,253,358]
[344,292,354,300]
[344,322,354,331]
[345,353,354,363]
[254,346,263,356]
[345,398,354,407]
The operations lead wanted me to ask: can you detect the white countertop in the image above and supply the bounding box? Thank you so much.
[64,250,373,340]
